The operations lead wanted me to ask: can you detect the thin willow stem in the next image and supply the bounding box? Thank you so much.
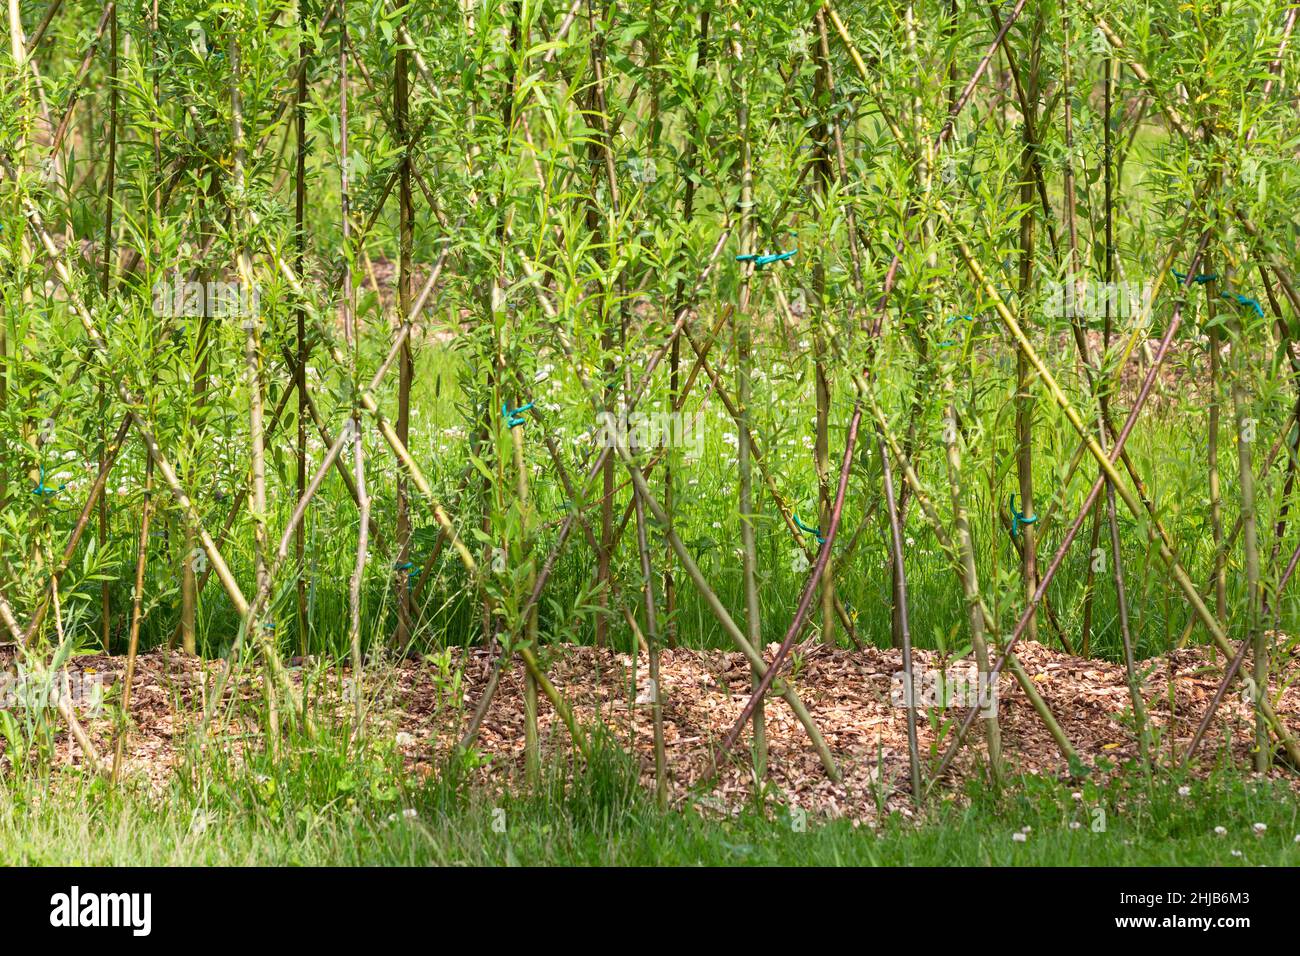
[112,456,151,784]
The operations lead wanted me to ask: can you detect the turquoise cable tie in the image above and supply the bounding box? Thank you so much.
[1009,493,1038,539]
[793,513,825,544]
[31,464,66,497]
[502,401,534,428]
[1172,269,1218,285]
[736,248,797,270]
[1171,269,1264,318]
[1221,291,1264,319]
[939,314,975,348]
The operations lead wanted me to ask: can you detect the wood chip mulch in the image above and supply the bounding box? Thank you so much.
[8,637,1299,822]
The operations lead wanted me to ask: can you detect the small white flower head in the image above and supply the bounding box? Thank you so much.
[1178,785,1191,797]
[1214,826,1228,836]
[1012,832,1027,843]
[711,521,722,530]
[395,731,415,747]
[1253,823,1267,834]
[1071,791,1083,800]
[1230,849,1243,858]
[1069,821,1081,830]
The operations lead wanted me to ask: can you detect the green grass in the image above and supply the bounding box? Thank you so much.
[3,730,1297,865]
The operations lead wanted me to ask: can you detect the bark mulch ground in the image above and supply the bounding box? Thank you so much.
[12,637,1299,821]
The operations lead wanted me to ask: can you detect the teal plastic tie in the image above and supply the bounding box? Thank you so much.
[793,513,825,544]
[31,464,66,498]
[1172,269,1265,319]
[736,248,796,270]
[1221,291,1264,319]
[1009,493,1038,539]
[502,401,534,428]
[1172,269,1218,285]
[939,314,975,348]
